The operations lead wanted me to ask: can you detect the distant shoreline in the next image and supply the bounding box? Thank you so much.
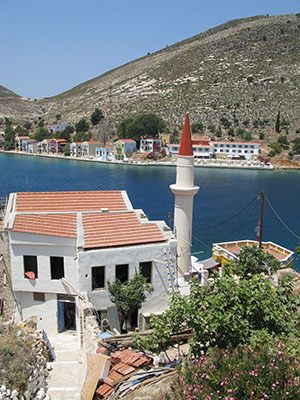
[1,149,299,171]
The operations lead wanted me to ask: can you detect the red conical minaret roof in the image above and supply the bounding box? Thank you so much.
[178,113,193,156]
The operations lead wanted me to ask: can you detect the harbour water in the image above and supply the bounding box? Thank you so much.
[1,152,299,271]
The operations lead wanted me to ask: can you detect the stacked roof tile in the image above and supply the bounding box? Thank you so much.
[95,350,153,399]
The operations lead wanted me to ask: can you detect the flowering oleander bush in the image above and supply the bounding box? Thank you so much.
[163,342,300,400]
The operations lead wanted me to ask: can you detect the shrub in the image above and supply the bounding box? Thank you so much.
[259,132,265,140]
[0,323,37,395]
[268,150,276,157]
[164,343,300,400]
[269,142,282,154]
[244,131,252,141]
[243,119,250,128]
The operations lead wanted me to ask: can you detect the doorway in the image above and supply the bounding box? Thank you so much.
[57,300,76,333]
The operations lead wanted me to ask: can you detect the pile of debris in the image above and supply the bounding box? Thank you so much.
[81,348,178,400]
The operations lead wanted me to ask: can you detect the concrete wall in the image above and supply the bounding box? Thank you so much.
[15,291,57,334]
[9,231,77,294]
[77,239,177,325]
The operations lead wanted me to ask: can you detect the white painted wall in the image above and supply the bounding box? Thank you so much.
[15,291,58,335]
[77,239,177,318]
[9,231,77,294]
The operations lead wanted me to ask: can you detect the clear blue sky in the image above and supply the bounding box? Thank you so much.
[1,0,299,99]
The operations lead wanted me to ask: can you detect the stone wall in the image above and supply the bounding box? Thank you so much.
[79,297,100,353]
[0,228,14,319]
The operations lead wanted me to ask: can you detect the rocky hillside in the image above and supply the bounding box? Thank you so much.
[1,14,300,139]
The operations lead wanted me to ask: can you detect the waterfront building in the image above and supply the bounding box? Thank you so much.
[140,138,162,153]
[213,240,294,269]
[113,139,136,161]
[2,190,176,336]
[167,138,261,160]
[211,141,260,160]
[39,138,67,154]
[70,142,83,157]
[15,136,30,151]
[95,146,114,161]
[22,139,38,153]
[159,132,171,147]
[82,141,102,158]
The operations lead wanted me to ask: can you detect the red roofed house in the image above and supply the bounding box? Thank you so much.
[2,190,176,338]
[82,141,102,158]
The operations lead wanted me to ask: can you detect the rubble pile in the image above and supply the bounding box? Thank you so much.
[0,321,51,400]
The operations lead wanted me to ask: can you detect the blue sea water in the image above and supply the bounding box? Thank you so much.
[1,152,300,271]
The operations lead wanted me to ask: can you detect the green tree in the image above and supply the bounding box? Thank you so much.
[295,243,300,260]
[24,122,32,131]
[275,111,281,133]
[56,125,74,141]
[63,143,70,156]
[226,245,280,279]
[244,131,252,141]
[117,114,166,142]
[108,272,152,331]
[34,127,50,142]
[134,273,300,356]
[269,142,282,154]
[72,131,91,142]
[55,114,61,121]
[3,127,15,150]
[90,108,104,126]
[75,118,89,132]
[37,118,44,128]
[191,121,204,133]
[170,128,179,144]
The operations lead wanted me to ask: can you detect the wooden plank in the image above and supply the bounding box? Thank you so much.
[80,353,111,400]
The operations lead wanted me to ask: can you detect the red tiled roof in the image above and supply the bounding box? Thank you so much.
[83,212,165,249]
[119,139,136,143]
[179,114,193,156]
[12,214,77,238]
[16,191,127,212]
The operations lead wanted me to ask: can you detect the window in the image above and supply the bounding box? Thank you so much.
[50,257,64,280]
[23,256,38,279]
[33,292,45,302]
[116,264,128,283]
[140,262,152,283]
[92,266,105,290]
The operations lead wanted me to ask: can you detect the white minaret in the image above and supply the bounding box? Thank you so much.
[170,114,199,277]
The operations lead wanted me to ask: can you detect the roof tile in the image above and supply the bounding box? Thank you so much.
[83,212,165,248]
[12,214,77,238]
[16,191,127,212]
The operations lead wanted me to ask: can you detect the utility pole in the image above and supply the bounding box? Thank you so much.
[259,190,264,248]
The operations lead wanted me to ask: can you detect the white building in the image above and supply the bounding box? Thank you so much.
[211,141,260,160]
[70,142,83,157]
[95,146,113,161]
[140,138,162,153]
[3,191,176,337]
[168,140,260,160]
